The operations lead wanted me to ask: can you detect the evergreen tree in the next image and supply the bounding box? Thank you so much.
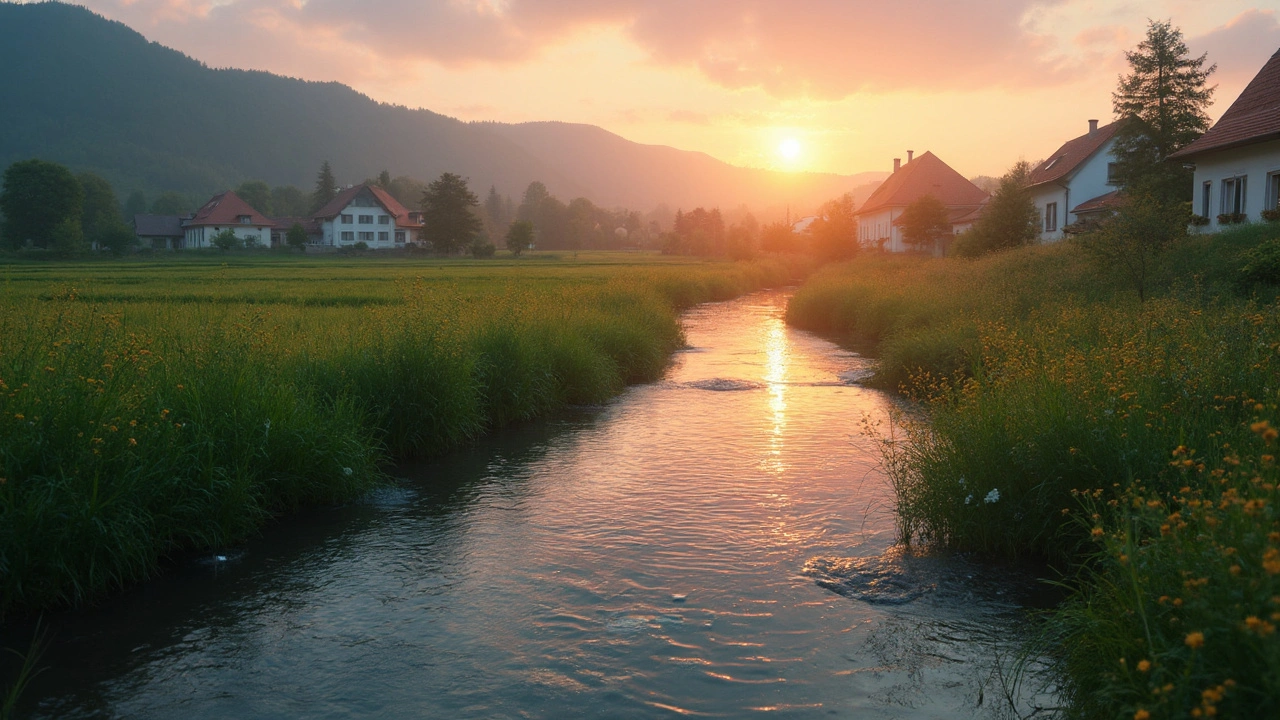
[271,185,309,216]
[0,158,83,249]
[1112,20,1216,202]
[313,160,337,212]
[484,185,504,224]
[378,169,391,188]
[420,172,481,255]
[517,181,549,222]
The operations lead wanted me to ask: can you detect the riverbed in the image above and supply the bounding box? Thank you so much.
[12,289,1054,718]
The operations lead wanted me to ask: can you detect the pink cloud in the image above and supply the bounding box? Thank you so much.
[77,0,1083,98]
[1189,9,1280,88]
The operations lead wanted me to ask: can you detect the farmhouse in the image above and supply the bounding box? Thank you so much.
[182,191,273,249]
[312,184,423,249]
[1026,119,1121,241]
[855,151,988,253]
[1170,47,1280,230]
[133,214,185,249]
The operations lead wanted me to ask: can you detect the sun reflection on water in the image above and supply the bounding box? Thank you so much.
[762,317,789,476]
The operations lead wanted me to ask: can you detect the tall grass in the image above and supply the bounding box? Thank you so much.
[0,255,803,616]
[786,224,1280,717]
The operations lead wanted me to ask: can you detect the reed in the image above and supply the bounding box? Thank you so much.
[786,224,1280,717]
[0,254,803,615]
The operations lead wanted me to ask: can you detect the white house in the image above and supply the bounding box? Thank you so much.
[1170,47,1280,231]
[313,184,423,249]
[183,191,273,248]
[1026,119,1121,241]
[855,150,989,254]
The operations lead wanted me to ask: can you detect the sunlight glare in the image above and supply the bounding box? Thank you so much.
[778,137,802,162]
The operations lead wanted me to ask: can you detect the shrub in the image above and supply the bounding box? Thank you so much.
[1240,238,1280,286]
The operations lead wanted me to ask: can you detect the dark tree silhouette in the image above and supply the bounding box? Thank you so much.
[421,173,481,255]
[0,158,83,249]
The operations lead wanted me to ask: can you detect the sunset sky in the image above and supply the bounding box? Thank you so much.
[49,0,1280,179]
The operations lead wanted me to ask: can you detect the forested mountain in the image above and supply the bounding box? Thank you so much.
[0,2,883,214]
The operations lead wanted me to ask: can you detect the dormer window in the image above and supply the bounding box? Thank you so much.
[238,215,252,224]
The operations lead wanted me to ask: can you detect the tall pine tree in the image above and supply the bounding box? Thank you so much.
[1111,20,1215,202]
[420,173,481,255]
[312,160,337,213]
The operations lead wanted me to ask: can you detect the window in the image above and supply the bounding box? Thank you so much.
[1268,171,1280,211]
[378,216,391,225]
[1107,162,1120,186]
[341,214,353,224]
[237,214,252,224]
[1044,203,1058,233]
[1222,176,1247,215]
[358,232,374,242]
[395,231,406,244]
[358,215,374,224]
[1202,182,1212,218]
[341,231,354,242]
[378,232,389,243]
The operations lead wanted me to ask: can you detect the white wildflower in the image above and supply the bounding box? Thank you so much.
[984,488,1001,504]
[343,467,354,476]
[964,494,973,505]
[958,476,966,486]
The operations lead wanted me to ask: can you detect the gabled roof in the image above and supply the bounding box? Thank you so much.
[1027,121,1119,188]
[1171,47,1280,159]
[187,191,273,227]
[314,184,420,227]
[133,214,184,237]
[1071,190,1124,215]
[856,151,988,216]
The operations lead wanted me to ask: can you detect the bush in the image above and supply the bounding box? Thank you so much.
[470,238,496,258]
[1240,238,1280,286]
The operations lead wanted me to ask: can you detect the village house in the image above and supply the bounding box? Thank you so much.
[1170,47,1280,230]
[855,151,989,254]
[312,184,423,249]
[132,213,186,249]
[1026,119,1121,241]
[182,191,274,249]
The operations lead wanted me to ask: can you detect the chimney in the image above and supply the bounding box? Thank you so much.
[1088,119,1099,134]
[893,158,901,173]
[906,150,914,163]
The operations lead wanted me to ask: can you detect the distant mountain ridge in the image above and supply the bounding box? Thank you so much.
[0,2,884,214]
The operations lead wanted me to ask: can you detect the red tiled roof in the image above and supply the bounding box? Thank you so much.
[313,184,422,227]
[187,191,273,227]
[856,151,988,216]
[1071,190,1124,215]
[1027,121,1119,188]
[1171,47,1280,159]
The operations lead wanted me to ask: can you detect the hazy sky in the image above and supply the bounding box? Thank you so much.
[53,0,1280,178]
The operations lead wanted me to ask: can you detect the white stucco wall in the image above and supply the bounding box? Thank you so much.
[322,200,412,248]
[857,208,902,252]
[183,223,269,248]
[1190,139,1280,232]
[1030,137,1118,242]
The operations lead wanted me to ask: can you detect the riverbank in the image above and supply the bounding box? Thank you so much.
[0,254,806,617]
[786,225,1280,717]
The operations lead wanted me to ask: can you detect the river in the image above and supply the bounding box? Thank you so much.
[11,289,1055,718]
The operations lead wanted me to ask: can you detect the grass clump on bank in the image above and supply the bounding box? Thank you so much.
[0,254,803,616]
[786,223,1280,716]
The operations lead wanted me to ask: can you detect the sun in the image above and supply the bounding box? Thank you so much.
[778,137,802,162]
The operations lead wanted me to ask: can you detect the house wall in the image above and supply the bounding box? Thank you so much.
[322,201,409,248]
[1191,139,1280,232]
[1031,137,1118,242]
[183,223,269,249]
[857,208,902,252]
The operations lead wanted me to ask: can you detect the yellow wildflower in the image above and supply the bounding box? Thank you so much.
[1185,631,1205,649]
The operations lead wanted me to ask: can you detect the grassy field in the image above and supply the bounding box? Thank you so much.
[787,225,1280,718]
[0,252,805,616]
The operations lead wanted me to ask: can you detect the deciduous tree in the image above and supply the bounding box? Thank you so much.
[78,172,123,245]
[286,222,309,250]
[899,194,952,253]
[420,172,481,255]
[1078,191,1187,302]
[952,161,1037,257]
[0,158,83,249]
[809,193,857,262]
[236,180,273,215]
[506,220,533,256]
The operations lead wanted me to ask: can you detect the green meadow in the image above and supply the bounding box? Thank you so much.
[0,252,803,615]
[787,225,1280,718]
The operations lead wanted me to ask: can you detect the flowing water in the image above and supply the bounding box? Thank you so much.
[11,290,1056,718]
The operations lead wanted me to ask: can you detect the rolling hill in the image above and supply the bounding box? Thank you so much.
[0,1,884,214]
